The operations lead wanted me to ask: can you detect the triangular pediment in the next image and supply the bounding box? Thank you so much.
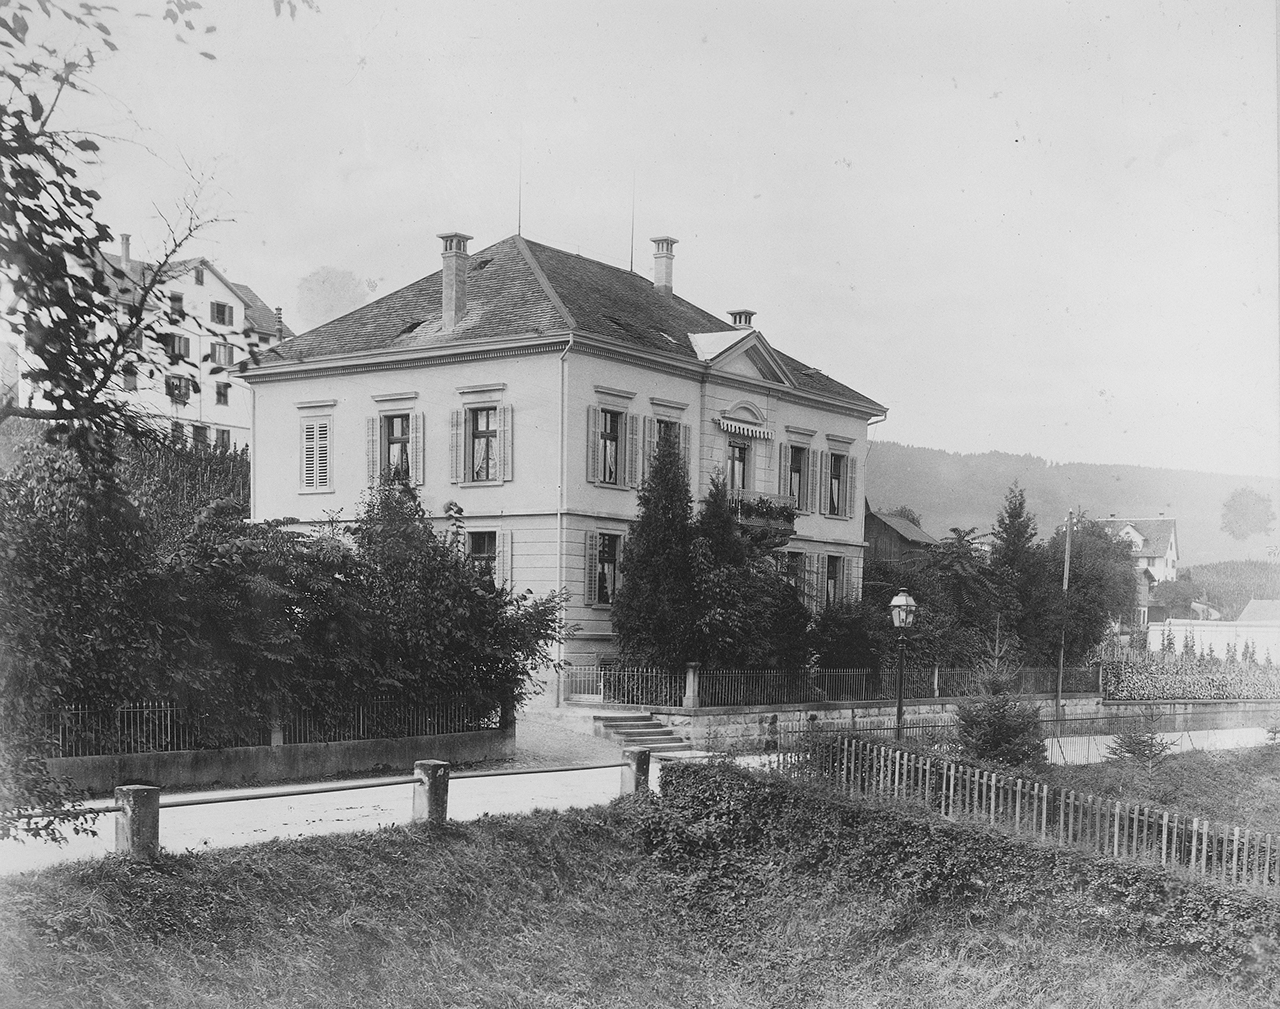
[697,330,794,387]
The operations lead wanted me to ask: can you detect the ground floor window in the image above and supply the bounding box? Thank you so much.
[469,530,497,576]
[597,533,620,604]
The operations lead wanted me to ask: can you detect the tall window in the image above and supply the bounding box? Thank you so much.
[215,382,230,406]
[783,551,804,587]
[170,334,191,359]
[170,421,184,444]
[824,458,844,519]
[788,446,807,509]
[122,365,138,392]
[382,413,411,481]
[165,375,190,403]
[728,442,749,491]
[194,266,205,286]
[301,417,331,490]
[656,418,678,446]
[469,530,497,576]
[169,292,184,316]
[597,533,621,604]
[826,555,843,607]
[192,425,209,449]
[600,409,622,485]
[210,301,234,326]
[215,428,230,451]
[471,407,496,481]
[211,342,234,367]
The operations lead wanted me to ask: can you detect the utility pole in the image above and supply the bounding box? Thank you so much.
[1056,509,1074,730]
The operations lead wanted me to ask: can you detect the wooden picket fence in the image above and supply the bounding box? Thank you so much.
[769,732,1280,890]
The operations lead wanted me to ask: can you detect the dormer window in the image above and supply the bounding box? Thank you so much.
[194,266,205,286]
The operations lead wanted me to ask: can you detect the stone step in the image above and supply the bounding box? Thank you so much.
[613,727,677,738]
[601,721,664,731]
[593,714,652,724]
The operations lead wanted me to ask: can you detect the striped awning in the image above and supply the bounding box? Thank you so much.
[716,416,774,440]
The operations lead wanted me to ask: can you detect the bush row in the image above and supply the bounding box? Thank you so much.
[640,760,1280,976]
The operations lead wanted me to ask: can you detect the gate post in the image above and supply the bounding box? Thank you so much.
[114,784,160,860]
[621,747,651,794]
[413,760,450,825]
[683,662,700,709]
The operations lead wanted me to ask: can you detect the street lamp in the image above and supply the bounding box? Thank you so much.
[889,588,917,740]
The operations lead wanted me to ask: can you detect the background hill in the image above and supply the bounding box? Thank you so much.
[865,440,1280,566]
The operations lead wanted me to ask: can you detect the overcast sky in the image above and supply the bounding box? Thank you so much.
[53,1,1280,478]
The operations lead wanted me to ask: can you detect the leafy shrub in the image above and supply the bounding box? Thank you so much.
[956,692,1047,769]
[646,761,1280,976]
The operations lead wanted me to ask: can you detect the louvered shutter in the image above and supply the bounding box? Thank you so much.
[778,442,788,496]
[818,451,831,515]
[410,412,424,486]
[616,533,626,594]
[586,406,600,483]
[803,553,820,611]
[302,421,316,489]
[679,424,691,473]
[625,413,640,489]
[449,409,463,484]
[843,554,856,604]
[642,416,656,483]
[844,454,855,519]
[365,416,378,486]
[818,553,830,607]
[498,529,513,585]
[585,530,600,605]
[499,405,513,482]
[315,421,329,488]
[806,448,818,515]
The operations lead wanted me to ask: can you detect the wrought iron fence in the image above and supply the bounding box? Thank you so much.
[43,696,504,757]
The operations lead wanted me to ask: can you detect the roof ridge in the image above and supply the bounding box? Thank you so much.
[520,237,643,281]
[513,235,577,330]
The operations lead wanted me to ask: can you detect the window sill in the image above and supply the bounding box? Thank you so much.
[460,479,505,488]
[590,603,614,611]
[299,488,335,495]
[591,482,633,492]
[822,513,851,521]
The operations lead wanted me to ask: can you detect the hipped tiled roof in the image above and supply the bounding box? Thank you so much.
[272,234,885,414]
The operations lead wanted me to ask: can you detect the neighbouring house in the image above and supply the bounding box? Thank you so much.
[1101,514,1179,627]
[1238,599,1280,623]
[864,501,937,567]
[101,237,295,451]
[245,230,888,670]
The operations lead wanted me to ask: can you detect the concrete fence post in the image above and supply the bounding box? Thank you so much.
[621,747,651,794]
[683,662,700,709]
[412,759,450,825]
[114,784,160,860]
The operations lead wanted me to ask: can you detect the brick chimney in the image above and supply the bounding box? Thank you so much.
[274,306,283,342]
[729,309,756,330]
[438,232,473,330]
[651,236,677,297]
[121,234,131,272]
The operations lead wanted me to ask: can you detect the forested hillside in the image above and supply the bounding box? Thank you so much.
[865,440,1280,565]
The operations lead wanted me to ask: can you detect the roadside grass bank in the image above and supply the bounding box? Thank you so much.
[1045,743,1280,829]
[0,785,1276,1007]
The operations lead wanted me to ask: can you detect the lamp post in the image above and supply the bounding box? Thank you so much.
[889,588,917,740]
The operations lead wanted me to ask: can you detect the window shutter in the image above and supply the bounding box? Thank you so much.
[843,554,857,604]
[803,553,820,611]
[586,406,600,483]
[844,454,855,519]
[366,416,378,486]
[778,442,787,497]
[316,421,330,488]
[302,421,317,489]
[679,424,691,473]
[228,305,235,327]
[805,448,817,515]
[498,529,513,585]
[410,411,425,486]
[818,553,830,607]
[499,405,513,482]
[818,451,831,515]
[625,413,640,489]
[449,409,463,484]
[617,533,625,594]
[585,530,600,605]
[642,416,656,482]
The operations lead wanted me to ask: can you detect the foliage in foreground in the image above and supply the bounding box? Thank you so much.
[956,690,1048,769]
[2,803,1279,1007]
[0,442,565,842]
[645,761,1280,979]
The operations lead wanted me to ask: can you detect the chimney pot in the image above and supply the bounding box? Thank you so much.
[728,309,756,330]
[438,232,474,330]
[121,234,131,271]
[651,236,677,297]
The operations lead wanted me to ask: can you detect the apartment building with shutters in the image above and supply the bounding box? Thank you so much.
[245,230,887,668]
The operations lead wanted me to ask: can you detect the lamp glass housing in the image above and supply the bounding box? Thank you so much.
[889,588,917,629]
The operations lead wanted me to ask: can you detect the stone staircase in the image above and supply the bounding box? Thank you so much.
[593,713,694,755]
